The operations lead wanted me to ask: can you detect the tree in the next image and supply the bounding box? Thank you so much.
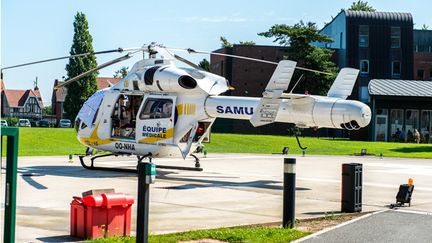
[114,66,129,78]
[43,106,52,115]
[422,24,429,30]
[239,41,256,45]
[220,36,255,48]
[64,12,98,120]
[259,21,337,95]
[198,59,210,71]
[348,1,376,11]
[220,36,233,48]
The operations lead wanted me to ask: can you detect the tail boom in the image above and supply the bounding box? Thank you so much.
[204,95,371,130]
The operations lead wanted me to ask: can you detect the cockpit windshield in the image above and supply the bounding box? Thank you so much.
[77,89,107,126]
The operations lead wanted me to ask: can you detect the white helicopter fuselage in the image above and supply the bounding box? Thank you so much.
[75,57,371,159]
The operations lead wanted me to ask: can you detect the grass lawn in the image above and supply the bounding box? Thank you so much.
[2,127,431,158]
[88,226,309,243]
[205,133,432,159]
[1,127,85,156]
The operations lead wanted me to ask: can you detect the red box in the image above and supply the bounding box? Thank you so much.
[70,192,134,239]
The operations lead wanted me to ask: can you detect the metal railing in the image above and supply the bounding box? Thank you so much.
[1,127,18,243]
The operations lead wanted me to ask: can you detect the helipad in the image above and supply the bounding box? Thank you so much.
[2,153,432,242]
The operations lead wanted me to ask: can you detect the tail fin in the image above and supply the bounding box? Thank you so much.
[250,60,297,127]
[327,68,359,99]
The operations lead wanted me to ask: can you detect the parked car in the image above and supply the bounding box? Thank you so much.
[38,119,50,127]
[1,120,8,127]
[18,119,31,127]
[59,119,72,128]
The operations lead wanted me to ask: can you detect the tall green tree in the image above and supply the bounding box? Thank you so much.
[198,58,210,71]
[113,66,129,78]
[259,21,337,95]
[64,12,98,120]
[348,1,376,11]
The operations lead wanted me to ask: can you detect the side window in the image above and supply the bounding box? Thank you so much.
[140,98,173,119]
[360,60,369,75]
[391,27,401,48]
[359,25,369,48]
[392,61,401,78]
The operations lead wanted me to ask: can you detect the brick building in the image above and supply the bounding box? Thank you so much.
[209,10,432,141]
[210,45,297,135]
[318,10,432,141]
[317,10,414,103]
[414,29,432,80]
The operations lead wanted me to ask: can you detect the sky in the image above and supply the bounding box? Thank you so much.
[1,0,431,106]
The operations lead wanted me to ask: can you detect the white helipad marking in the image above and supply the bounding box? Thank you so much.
[370,168,432,176]
[393,209,432,216]
[292,210,388,243]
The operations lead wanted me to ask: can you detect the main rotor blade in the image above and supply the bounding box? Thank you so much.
[1,47,143,71]
[54,53,132,90]
[166,47,333,76]
[173,54,204,71]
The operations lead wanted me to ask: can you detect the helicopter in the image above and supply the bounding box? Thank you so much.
[1,43,371,172]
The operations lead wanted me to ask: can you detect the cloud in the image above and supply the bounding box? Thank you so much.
[181,16,249,23]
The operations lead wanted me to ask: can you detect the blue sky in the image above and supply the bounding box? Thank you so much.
[2,0,431,105]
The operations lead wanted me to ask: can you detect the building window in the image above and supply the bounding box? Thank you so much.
[391,27,401,48]
[359,25,369,48]
[405,109,419,142]
[417,69,424,80]
[374,109,388,141]
[420,110,432,143]
[360,60,369,75]
[390,109,404,142]
[392,61,401,78]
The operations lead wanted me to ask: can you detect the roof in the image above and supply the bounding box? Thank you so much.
[320,10,413,32]
[368,79,432,98]
[96,77,121,90]
[345,10,413,23]
[3,89,44,108]
[52,77,121,103]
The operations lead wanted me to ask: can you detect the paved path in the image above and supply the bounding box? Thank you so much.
[1,153,432,242]
[300,209,432,243]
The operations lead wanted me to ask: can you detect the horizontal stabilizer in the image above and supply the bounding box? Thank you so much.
[327,68,359,99]
[250,60,296,127]
[265,60,297,92]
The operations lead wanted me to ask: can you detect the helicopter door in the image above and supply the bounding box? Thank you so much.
[136,95,176,144]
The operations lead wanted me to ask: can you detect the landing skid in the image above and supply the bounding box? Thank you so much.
[78,153,203,173]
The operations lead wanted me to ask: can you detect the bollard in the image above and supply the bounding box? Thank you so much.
[283,158,296,228]
[68,154,73,163]
[341,163,362,213]
[136,162,156,243]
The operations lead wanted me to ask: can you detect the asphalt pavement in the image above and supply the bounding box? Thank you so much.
[1,153,432,242]
[300,209,432,243]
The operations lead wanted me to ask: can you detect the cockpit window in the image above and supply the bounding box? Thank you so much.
[139,98,173,119]
[77,89,106,127]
